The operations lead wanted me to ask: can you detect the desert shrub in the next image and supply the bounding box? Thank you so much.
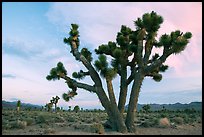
[85,118,93,124]
[140,121,151,127]
[10,120,27,129]
[36,115,47,124]
[3,124,12,130]
[196,117,202,123]
[189,114,197,119]
[2,119,11,130]
[67,116,76,122]
[140,118,159,127]
[24,118,35,126]
[93,117,100,123]
[160,113,168,118]
[159,117,170,128]
[150,117,159,127]
[90,123,105,134]
[53,115,65,123]
[172,117,184,125]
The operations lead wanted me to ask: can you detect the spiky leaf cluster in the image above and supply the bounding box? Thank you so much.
[134,11,163,33]
[46,62,67,81]
[158,30,192,54]
[152,73,162,82]
[94,55,117,79]
[62,91,78,102]
[159,65,168,72]
[111,58,121,74]
[95,41,117,56]
[72,70,87,80]
[63,24,80,48]
[81,48,93,62]
[148,63,168,82]
[51,96,60,104]
[116,25,132,48]
[113,48,122,58]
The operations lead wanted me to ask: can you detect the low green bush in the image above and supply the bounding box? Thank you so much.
[90,123,105,134]
[67,116,76,122]
[10,120,27,129]
[24,118,35,126]
[172,117,184,125]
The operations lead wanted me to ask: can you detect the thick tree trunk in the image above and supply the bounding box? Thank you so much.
[125,71,144,132]
[106,79,127,133]
[70,40,127,133]
[118,66,128,114]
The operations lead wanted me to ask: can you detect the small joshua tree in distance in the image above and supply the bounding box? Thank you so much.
[73,105,80,113]
[17,100,21,113]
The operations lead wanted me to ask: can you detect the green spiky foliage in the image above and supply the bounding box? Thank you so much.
[72,70,89,80]
[94,55,117,80]
[81,48,93,62]
[158,30,192,54]
[63,24,80,54]
[62,90,78,102]
[46,62,67,81]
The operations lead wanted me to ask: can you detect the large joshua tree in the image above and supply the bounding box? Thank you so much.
[46,11,192,133]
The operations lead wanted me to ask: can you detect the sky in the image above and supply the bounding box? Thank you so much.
[2,2,202,110]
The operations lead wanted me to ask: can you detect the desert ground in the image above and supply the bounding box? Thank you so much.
[2,109,202,135]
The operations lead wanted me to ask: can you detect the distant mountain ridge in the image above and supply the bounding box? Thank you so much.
[2,100,202,111]
[125,101,202,111]
[2,100,42,110]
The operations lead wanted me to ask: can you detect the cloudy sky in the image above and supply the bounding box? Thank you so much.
[2,2,202,110]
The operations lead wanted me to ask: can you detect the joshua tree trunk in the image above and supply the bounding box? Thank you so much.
[125,71,144,132]
[54,104,57,112]
[17,107,20,113]
[106,78,127,133]
[118,65,128,114]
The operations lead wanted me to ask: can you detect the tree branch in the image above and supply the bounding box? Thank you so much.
[144,54,167,74]
[70,41,103,87]
[136,40,144,68]
[126,66,139,85]
[60,74,96,93]
[143,40,153,65]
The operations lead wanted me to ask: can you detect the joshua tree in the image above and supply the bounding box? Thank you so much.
[16,100,21,112]
[73,105,80,113]
[47,11,192,132]
[51,96,60,112]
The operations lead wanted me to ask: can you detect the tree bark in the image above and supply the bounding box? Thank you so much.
[106,79,127,133]
[118,66,128,114]
[70,39,128,133]
[125,71,144,132]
